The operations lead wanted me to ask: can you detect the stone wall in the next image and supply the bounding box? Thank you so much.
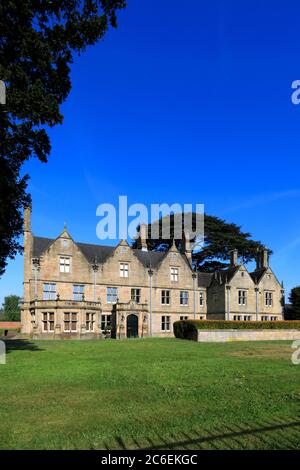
[196,329,300,342]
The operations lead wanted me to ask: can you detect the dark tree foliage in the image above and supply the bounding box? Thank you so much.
[1,295,21,321]
[132,213,267,272]
[288,286,300,320]
[0,0,126,276]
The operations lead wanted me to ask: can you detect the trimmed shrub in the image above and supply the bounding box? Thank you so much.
[173,320,300,339]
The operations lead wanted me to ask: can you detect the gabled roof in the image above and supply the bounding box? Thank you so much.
[76,242,115,264]
[133,249,166,268]
[215,265,241,285]
[32,237,53,258]
[250,268,268,284]
[197,272,213,288]
[250,266,283,287]
[32,236,168,268]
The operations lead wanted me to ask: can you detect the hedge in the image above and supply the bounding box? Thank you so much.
[173,320,300,339]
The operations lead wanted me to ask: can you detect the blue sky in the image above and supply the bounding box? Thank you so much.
[1,0,300,304]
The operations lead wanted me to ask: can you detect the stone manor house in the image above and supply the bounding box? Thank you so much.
[21,207,285,339]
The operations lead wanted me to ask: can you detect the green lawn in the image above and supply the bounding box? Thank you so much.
[0,338,299,450]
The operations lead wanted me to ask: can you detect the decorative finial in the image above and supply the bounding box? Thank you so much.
[64,221,67,231]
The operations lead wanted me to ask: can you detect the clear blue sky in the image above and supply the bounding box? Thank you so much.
[1,0,300,304]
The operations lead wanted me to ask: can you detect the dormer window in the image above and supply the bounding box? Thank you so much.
[170,267,179,282]
[238,290,247,306]
[120,262,129,278]
[265,292,273,307]
[60,256,70,273]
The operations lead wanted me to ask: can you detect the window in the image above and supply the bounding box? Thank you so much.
[120,262,129,278]
[131,288,141,303]
[270,316,277,321]
[62,239,69,248]
[101,314,111,331]
[265,292,273,307]
[180,291,189,306]
[161,316,171,332]
[64,312,78,332]
[86,313,95,332]
[161,290,170,305]
[42,312,54,332]
[170,267,179,282]
[43,283,56,300]
[244,315,252,321]
[233,315,242,321]
[200,291,204,307]
[180,316,188,320]
[107,287,118,304]
[73,284,84,301]
[238,290,247,306]
[60,256,70,273]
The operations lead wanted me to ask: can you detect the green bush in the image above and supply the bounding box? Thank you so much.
[173,320,300,339]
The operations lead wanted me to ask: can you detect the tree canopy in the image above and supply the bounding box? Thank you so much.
[1,295,21,321]
[288,286,300,320]
[132,213,267,272]
[0,0,126,276]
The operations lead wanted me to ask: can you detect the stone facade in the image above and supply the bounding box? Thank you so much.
[21,208,285,339]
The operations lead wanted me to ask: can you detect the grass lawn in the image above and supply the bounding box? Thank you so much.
[0,338,299,450]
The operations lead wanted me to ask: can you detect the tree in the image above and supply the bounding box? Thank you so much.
[0,0,126,276]
[289,286,300,320]
[1,295,21,321]
[132,213,266,271]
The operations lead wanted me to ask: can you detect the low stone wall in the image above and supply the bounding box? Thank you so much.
[197,329,300,343]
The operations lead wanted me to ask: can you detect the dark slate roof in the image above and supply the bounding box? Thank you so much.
[213,266,240,285]
[197,272,213,288]
[250,268,268,284]
[133,249,166,268]
[32,237,53,258]
[77,242,115,264]
[32,236,167,268]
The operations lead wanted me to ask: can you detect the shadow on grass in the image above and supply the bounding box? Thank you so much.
[105,417,300,450]
[3,339,44,354]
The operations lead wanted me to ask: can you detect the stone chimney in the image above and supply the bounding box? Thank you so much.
[182,231,192,266]
[230,249,238,267]
[256,246,269,270]
[140,224,148,252]
[261,246,269,269]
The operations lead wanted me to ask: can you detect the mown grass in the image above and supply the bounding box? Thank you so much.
[0,338,299,450]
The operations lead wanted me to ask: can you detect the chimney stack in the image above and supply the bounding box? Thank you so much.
[230,249,238,267]
[182,231,192,265]
[140,224,148,252]
[24,205,31,233]
[261,246,269,269]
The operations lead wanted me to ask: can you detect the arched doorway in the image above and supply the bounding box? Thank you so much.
[127,314,138,338]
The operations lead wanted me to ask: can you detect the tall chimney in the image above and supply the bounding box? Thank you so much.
[261,246,269,269]
[230,249,238,267]
[140,224,148,252]
[182,231,192,265]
